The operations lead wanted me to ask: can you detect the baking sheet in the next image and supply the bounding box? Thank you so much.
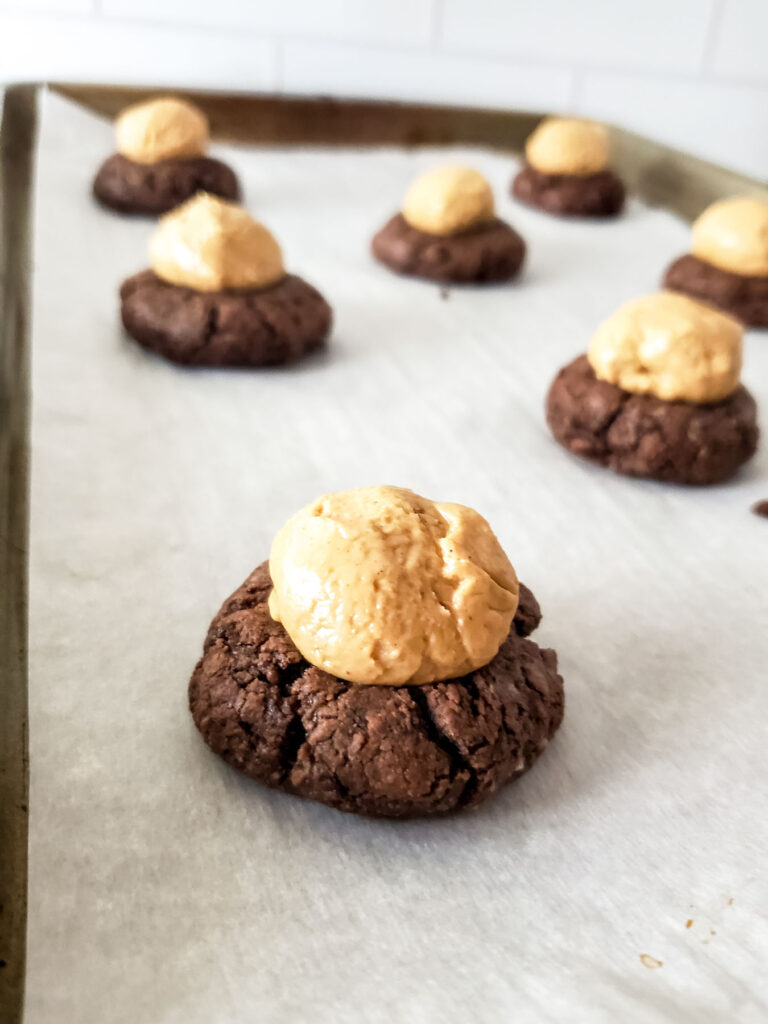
[26,88,768,1023]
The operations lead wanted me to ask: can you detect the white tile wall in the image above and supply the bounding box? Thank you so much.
[0,0,95,12]
[0,0,766,180]
[281,41,574,111]
[441,0,716,74]
[101,0,436,47]
[577,72,768,182]
[0,15,277,91]
[711,0,768,82]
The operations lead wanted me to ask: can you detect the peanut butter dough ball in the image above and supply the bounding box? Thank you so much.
[268,486,519,686]
[547,292,758,484]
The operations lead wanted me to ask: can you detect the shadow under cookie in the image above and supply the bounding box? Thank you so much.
[120,271,332,367]
[371,214,526,284]
[664,254,768,328]
[546,355,758,485]
[512,163,625,218]
[93,153,240,216]
[188,562,564,819]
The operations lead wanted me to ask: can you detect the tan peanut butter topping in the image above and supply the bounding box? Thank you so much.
[402,167,495,236]
[116,97,209,165]
[267,486,519,686]
[525,117,609,176]
[691,197,768,278]
[587,292,742,404]
[149,194,285,292]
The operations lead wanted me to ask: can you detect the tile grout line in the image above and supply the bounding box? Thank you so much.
[430,0,444,51]
[699,0,726,75]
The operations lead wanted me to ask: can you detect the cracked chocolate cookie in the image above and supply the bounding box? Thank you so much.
[512,164,625,218]
[121,194,331,366]
[189,562,564,819]
[94,152,239,216]
[372,214,526,284]
[547,355,758,485]
[664,254,768,328]
[120,270,331,367]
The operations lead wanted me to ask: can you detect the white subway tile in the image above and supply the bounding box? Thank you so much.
[576,71,768,179]
[0,0,94,11]
[441,0,716,74]
[101,0,435,47]
[282,40,573,111]
[711,0,768,82]
[0,16,278,90]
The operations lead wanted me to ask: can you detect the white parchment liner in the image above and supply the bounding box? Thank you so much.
[26,90,768,1024]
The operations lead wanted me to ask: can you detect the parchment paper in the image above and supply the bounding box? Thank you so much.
[25,89,768,1024]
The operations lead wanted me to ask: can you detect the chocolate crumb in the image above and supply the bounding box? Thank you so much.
[640,954,663,969]
[751,500,768,518]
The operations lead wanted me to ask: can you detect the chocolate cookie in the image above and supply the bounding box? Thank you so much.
[663,254,768,328]
[189,562,564,819]
[371,214,526,284]
[120,271,331,367]
[546,355,758,485]
[512,163,625,218]
[93,153,239,216]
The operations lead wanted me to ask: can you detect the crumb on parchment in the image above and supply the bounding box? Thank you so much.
[640,954,663,969]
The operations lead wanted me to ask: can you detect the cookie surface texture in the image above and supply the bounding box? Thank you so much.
[546,354,758,485]
[120,271,331,367]
[664,254,768,328]
[372,214,526,284]
[512,164,624,218]
[93,153,239,216]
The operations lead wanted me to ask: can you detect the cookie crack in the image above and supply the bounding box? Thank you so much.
[510,642,563,732]
[272,658,309,699]
[408,686,476,803]
[599,393,632,440]
[278,711,308,784]
[220,621,314,780]
[460,676,486,728]
[202,304,219,348]
[244,294,283,355]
